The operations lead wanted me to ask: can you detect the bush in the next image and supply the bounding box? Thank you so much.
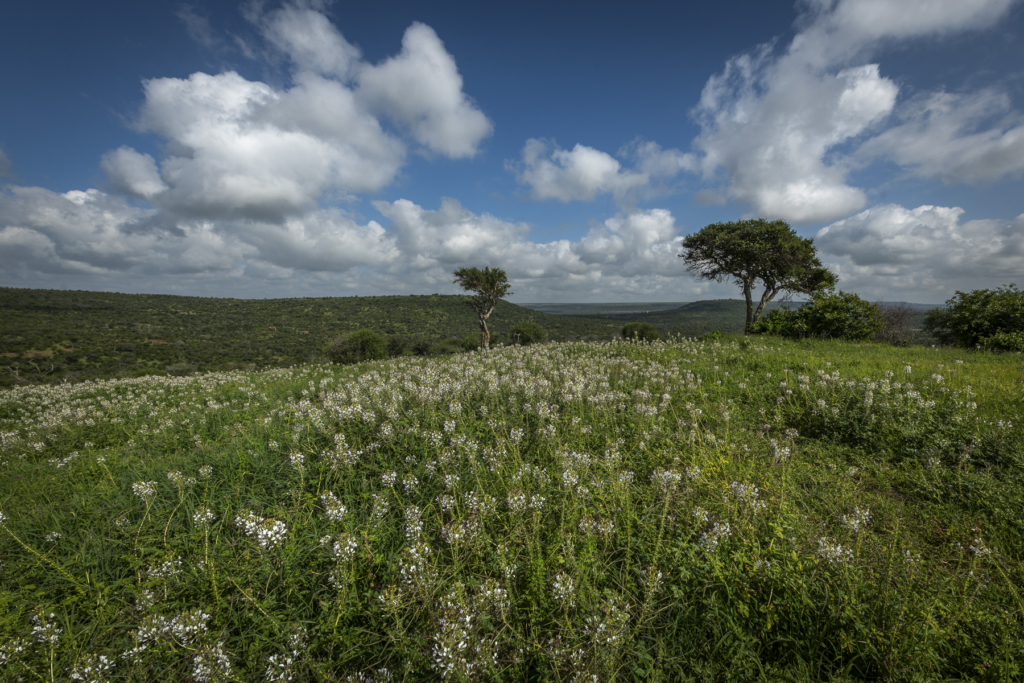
[924,284,1024,350]
[511,322,547,345]
[411,338,433,356]
[385,334,410,358]
[455,334,480,352]
[751,291,882,341]
[874,302,916,346]
[327,329,387,365]
[622,322,661,342]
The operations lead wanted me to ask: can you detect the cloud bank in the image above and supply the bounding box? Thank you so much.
[688,0,1019,223]
[816,203,1024,299]
[102,4,491,222]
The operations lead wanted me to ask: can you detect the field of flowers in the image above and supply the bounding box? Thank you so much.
[0,337,1022,681]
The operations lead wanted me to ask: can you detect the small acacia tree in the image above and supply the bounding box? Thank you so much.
[452,266,512,350]
[680,218,836,333]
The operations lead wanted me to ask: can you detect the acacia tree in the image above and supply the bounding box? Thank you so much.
[452,266,512,350]
[680,219,836,333]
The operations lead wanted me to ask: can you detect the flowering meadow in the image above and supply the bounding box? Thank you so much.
[0,338,1022,681]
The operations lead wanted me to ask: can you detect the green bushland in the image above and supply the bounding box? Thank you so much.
[751,291,883,341]
[0,288,624,387]
[327,329,388,365]
[1,338,1021,680]
[925,284,1024,352]
[622,322,661,341]
[510,322,547,345]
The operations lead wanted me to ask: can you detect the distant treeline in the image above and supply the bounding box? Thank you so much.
[0,288,625,386]
[0,288,938,386]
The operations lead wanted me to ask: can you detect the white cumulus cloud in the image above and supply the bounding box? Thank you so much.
[857,89,1024,184]
[358,22,493,158]
[816,203,1024,299]
[101,5,490,221]
[691,0,1017,223]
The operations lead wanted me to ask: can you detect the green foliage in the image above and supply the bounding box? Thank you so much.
[510,321,547,345]
[621,322,661,341]
[924,284,1024,350]
[384,334,409,358]
[752,291,882,341]
[680,218,837,330]
[0,340,1021,680]
[0,288,626,386]
[452,266,513,349]
[327,329,387,365]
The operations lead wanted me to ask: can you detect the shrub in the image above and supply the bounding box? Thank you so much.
[511,322,547,345]
[385,334,409,358]
[874,302,916,346]
[751,291,882,341]
[327,329,387,365]
[622,322,661,342]
[411,338,433,356]
[455,334,480,352]
[924,284,1024,350]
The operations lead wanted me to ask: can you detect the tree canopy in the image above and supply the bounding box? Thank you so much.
[452,266,513,350]
[679,219,836,332]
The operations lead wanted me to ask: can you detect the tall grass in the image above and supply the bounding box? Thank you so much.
[0,338,1021,681]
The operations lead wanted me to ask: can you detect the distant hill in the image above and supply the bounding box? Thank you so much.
[0,288,942,386]
[519,302,688,316]
[0,288,622,386]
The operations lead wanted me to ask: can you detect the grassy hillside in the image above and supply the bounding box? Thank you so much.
[0,288,622,386]
[519,302,687,316]
[0,339,1021,680]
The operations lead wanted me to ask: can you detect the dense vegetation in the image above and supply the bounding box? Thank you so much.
[1,338,1021,680]
[925,284,1024,352]
[0,288,626,387]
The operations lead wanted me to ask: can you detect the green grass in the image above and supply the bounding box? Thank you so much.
[1,338,1022,681]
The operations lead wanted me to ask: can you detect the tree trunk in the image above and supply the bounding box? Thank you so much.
[478,316,490,350]
[742,280,754,334]
[752,287,780,325]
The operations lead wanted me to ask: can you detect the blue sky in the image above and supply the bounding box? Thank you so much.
[1,0,1022,303]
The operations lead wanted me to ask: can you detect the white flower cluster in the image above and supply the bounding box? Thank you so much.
[70,654,114,682]
[818,537,853,567]
[167,470,197,487]
[147,556,183,579]
[398,541,434,587]
[193,508,216,526]
[404,506,424,540]
[320,492,347,522]
[132,481,157,501]
[330,534,359,563]
[235,512,288,550]
[730,481,767,513]
[288,452,305,470]
[968,535,993,557]
[583,597,631,647]
[841,507,872,533]
[441,519,480,545]
[198,465,213,479]
[401,473,420,494]
[380,471,398,487]
[191,641,232,682]
[552,572,576,608]
[691,507,709,524]
[30,613,62,645]
[578,516,615,537]
[700,522,731,552]
[651,468,682,494]
[264,629,306,682]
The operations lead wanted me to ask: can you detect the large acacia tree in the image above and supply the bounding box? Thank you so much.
[452,266,512,350]
[680,219,836,333]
